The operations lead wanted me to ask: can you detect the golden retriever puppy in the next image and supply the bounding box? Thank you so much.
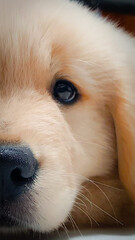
[0,0,135,234]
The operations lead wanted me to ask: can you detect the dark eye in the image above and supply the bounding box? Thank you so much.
[53,80,79,105]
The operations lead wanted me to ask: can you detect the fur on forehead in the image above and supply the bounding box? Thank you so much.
[0,0,134,102]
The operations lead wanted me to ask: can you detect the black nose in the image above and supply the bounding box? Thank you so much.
[0,145,38,202]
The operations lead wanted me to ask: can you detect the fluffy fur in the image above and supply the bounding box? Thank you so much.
[0,0,135,233]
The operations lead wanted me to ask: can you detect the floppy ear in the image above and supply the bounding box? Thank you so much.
[110,93,135,203]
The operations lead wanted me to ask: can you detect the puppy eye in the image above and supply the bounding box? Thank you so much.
[53,80,79,105]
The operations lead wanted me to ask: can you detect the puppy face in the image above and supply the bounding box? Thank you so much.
[0,0,135,233]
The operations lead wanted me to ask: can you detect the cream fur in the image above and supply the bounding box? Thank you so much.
[0,0,135,233]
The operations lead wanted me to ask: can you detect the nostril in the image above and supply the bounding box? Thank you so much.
[11,168,37,187]
[11,168,26,186]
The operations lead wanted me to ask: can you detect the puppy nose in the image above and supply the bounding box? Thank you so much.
[0,145,38,202]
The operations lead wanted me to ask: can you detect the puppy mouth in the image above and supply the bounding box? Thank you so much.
[0,210,33,231]
[0,196,34,229]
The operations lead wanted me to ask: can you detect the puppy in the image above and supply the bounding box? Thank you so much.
[0,0,135,234]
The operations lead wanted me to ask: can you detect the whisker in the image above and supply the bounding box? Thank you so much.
[78,192,93,210]
[74,203,91,228]
[74,202,99,227]
[32,170,124,229]
[91,201,123,225]
[62,222,70,240]
[56,228,61,240]
[76,59,97,67]
[92,180,123,191]
[75,196,87,209]
[77,192,123,225]
[90,180,117,222]
[68,214,76,232]
[52,172,123,192]
[67,173,123,192]
[68,213,84,239]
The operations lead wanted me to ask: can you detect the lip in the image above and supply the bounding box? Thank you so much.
[0,196,34,229]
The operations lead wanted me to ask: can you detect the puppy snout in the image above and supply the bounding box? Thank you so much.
[0,145,38,202]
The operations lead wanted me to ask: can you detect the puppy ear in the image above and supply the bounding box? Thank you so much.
[110,94,135,202]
